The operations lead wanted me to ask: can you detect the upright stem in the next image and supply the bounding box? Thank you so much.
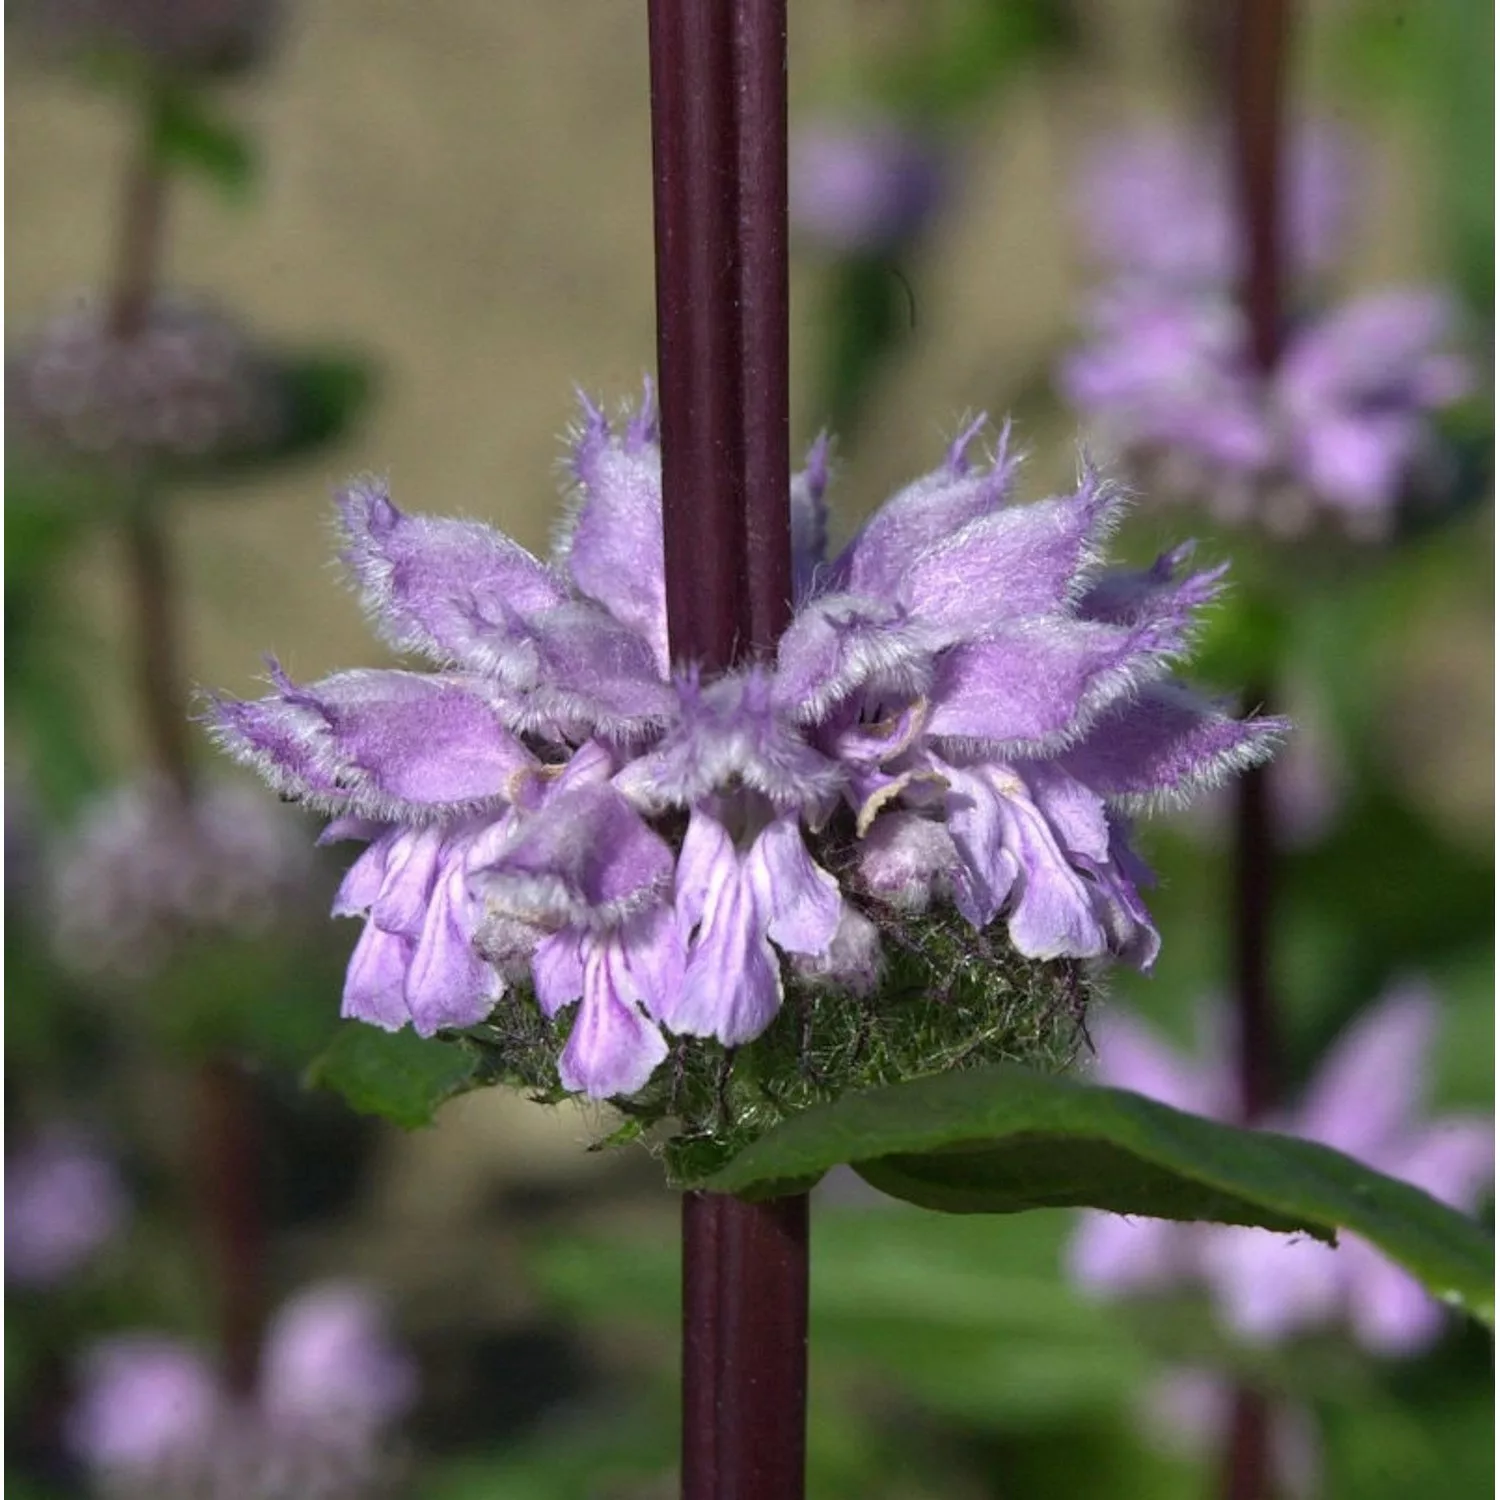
[647,5,807,1498]
[108,96,266,1398]
[1223,3,1291,1497]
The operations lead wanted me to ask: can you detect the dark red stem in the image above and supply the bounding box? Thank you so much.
[1224,3,1292,1497]
[109,97,266,1396]
[646,4,806,1498]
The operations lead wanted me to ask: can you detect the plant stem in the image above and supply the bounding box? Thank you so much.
[1224,2,1291,1497]
[109,93,266,1397]
[646,3,807,1496]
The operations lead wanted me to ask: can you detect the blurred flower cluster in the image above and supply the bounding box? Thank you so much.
[1070,981,1493,1488]
[6,1129,129,1288]
[1060,122,1474,539]
[213,388,1280,1107]
[70,1284,414,1500]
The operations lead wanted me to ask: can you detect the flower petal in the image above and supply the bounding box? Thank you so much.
[404,849,502,1035]
[895,468,1125,644]
[336,480,568,670]
[557,935,669,1097]
[561,396,669,675]
[790,432,832,602]
[531,931,584,1018]
[340,922,412,1030]
[826,418,1018,597]
[748,817,842,956]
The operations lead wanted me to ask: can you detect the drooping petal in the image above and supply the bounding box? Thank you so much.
[619,667,844,814]
[557,933,669,1097]
[340,921,412,1030]
[370,826,444,937]
[993,790,1109,960]
[1059,682,1287,810]
[1088,1010,1220,1117]
[531,931,584,1018]
[336,480,568,670]
[895,468,1125,644]
[331,837,391,916]
[1198,1225,1343,1345]
[473,782,675,930]
[925,613,1184,758]
[773,593,935,726]
[1341,1240,1448,1356]
[404,848,502,1035]
[825,418,1019,596]
[938,761,1022,929]
[748,817,843,956]
[1070,1213,1192,1298]
[560,397,669,675]
[665,811,785,1045]
[1075,820,1162,971]
[1292,982,1439,1160]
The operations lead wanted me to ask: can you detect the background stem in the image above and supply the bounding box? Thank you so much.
[646,4,807,1496]
[1224,1,1292,1496]
[108,91,267,1397]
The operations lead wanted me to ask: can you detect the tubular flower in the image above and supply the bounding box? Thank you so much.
[213,391,1278,1118]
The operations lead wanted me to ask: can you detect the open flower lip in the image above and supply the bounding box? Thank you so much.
[212,391,1281,1133]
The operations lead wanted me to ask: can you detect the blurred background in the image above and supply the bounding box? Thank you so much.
[6,1,1493,1497]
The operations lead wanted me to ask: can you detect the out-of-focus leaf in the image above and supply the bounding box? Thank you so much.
[305,1024,478,1130]
[696,1065,1493,1324]
[150,85,256,198]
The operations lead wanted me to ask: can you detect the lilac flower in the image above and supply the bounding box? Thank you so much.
[69,1283,414,1499]
[48,777,314,984]
[1060,286,1472,537]
[7,295,283,468]
[1074,120,1353,289]
[1071,980,1494,1355]
[6,1128,128,1287]
[215,391,1276,1102]
[790,118,949,256]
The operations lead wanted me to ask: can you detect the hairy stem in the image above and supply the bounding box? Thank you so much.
[646,3,807,1496]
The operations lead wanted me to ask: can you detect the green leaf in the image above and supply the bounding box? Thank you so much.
[253,352,377,469]
[305,1025,478,1129]
[699,1065,1493,1324]
[151,87,257,198]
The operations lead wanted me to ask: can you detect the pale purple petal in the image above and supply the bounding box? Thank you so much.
[620,667,844,813]
[749,817,843,955]
[667,812,784,1045]
[336,480,568,670]
[1389,1116,1496,1211]
[1199,1226,1344,1344]
[772,593,934,726]
[1059,682,1287,810]
[340,922,413,1030]
[562,397,669,676]
[1088,1010,1220,1116]
[473,783,675,930]
[68,1337,222,1473]
[370,826,444,937]
[261,1283,416,1435]
[1341,1239,1450,1357]
[557,934,670,1097]
[1070,1212,1192,1297]
[791,907,883,995]
[826,420,1019,596]
[790,433,832,602]
[894,468,1125,643]
[331,839,389,917]
[993,788,1109,960]
[937,761,1021,929]
[925,614,1184,757]
[404,848,502,1035]
[1292,983,1439,1160]
[6,1131,128,1287]
[531,931,585,1018]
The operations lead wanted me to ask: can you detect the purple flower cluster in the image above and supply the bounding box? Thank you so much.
[790,118,950,256]
[1062,124,1473,538]
[6,1128,128,1288]
[69,1283,415,1499]
[1071,981,1494,1355]
[213,391,1279,1101]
